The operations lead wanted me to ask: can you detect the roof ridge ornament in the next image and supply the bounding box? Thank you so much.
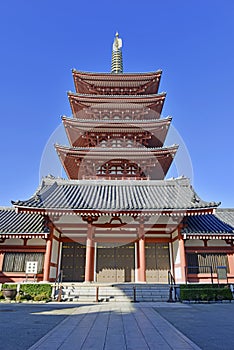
[111,32,123,74]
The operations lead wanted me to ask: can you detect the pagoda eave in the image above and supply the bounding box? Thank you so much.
[68,92,166,117]
[62,115,172,128]
[55,144,178,158]
[62,116,172,148]
[55,144,178,180]
[72,69,162,95]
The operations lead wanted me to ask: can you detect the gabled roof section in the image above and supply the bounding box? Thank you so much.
[182,214,234,236]
[12,176,219,215]
[0,207,46,236]
[72,70,162,95]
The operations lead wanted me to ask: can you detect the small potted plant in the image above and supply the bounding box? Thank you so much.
[2,285,17,300]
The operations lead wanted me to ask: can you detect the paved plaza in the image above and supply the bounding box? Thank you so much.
[0,301,234,349]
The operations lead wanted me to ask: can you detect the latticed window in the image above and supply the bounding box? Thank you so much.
[186,253,229,274]
[2,253,44,273]
[97,159,145,178]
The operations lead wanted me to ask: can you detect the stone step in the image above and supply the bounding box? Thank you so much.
[54,283,174,302]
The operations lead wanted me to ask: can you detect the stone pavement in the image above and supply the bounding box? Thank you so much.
[28,302,201,350]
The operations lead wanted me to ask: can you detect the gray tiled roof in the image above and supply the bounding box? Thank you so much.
[182,214,234,235]
[215,208,234,227]
[12,176,219,212]
[0,207,46,234]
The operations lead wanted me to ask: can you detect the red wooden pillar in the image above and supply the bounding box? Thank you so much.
[85,222,95,282]
[137,222,146,282]
[43,235,53,282]
[227,251,234,282]
[178,228,186,283]
[0,252,4,271]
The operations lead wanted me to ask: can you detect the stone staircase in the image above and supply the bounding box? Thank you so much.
[53,283,173,302]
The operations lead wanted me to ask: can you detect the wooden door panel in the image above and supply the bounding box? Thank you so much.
[146,243,170,283]
[96,244,134,283]
[61,242,85,282]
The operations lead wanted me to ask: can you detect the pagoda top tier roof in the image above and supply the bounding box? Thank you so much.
[12,176,219,215]
[72,69,162,78]
[72,69,162,95]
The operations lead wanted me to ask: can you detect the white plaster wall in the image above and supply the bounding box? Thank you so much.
[185,239,204,247]
[173,240,180,264]
[172,229,178,240]
[51,239,59,264]
[207,240,229,247]
[27,238,46,246]
[53,229,60,239]
[1,238,23,246]
[174,266,182,279]
[49,266,57,279]
[57,215,83,224]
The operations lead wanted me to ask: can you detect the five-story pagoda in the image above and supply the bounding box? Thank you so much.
[12,33,219,284]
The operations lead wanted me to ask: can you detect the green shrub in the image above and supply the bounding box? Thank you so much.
[16,292,32,301]
[33,292,49,301]
[180,284,233,302]
[0,283,52,302]
[2,284,17,290]
[20,284,52,301]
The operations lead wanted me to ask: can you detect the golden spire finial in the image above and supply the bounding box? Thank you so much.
[111,32,123,73]
[113,31,122,52]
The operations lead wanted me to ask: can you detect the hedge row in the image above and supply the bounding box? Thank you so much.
[180,284,233,301]
[0,284,52,301]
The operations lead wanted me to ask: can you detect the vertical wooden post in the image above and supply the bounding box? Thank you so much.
[43,234,53,282]
[85,221,95,282]
[178,228,186,283]
[137,222,146,282]
[0,252,4,271]
[227,251,234,282]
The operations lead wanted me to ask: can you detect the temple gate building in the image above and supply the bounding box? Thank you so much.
[0,34,234,285]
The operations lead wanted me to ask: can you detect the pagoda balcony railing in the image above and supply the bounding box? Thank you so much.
[81,175,149,180]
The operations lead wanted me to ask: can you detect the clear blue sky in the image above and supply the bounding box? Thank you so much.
[0,0,233,207]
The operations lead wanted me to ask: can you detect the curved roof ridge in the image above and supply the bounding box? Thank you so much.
[68,91,166,98]
[62,115,172,123]
[0,206,15,211]
[72,69,162,76]
[55,144,178,151]
[32,175,192,187]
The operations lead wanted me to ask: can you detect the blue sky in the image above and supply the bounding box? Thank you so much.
[0,0,233,207]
